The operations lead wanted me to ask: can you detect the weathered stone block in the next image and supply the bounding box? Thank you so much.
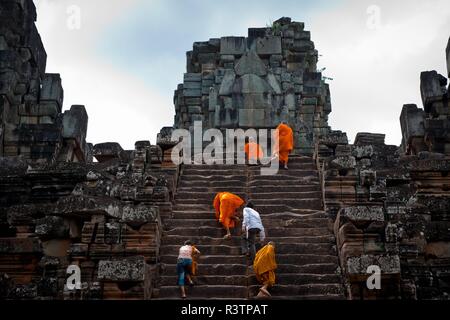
[234,51,267,77]
[347,254,400,275]
[330,156,356,170]
[121,205,159,228]
[239,109,266,128]
[183,88,202,97]
[354,132,385,146]
[93,142,123,163]
[420,71,447,111]
[35,216,69,239]
[183,81,201,89]
[352,145,374,159]
[98,256,147,282]
[62,105,88,148]
[360,170,376,187]
[40,73,63,109]
[255,36,281,55]
[184,73,201,82]
[339,206,384,222]
[400,104,425,142]
[220,37,247,55]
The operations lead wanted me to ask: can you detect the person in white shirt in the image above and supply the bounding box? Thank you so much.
[177,240,201,299]
[241,201,265,260]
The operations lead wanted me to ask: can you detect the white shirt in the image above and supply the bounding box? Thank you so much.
[242,207,265,241]
[178,245,193,259]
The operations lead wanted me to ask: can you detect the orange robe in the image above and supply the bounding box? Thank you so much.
[273,123,294,164]
[191,245,199,276]
[244,142,264,161]
[213,192,244,229]
[253,243,277,287]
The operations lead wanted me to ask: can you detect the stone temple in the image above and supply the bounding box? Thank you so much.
[1,1,450,300]
[170,17,331,156]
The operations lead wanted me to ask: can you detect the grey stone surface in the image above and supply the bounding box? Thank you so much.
[420,71,447,111]
[234,51,267,77]
[121,205,159,227]
[400,104,425,140]
[35,216,69,238]
[330,156,356,170]
[40,73,63,109]
[266,72,282,94]
[62,105,88,149]
[93,142,123,162]
[339,206,384,222]
[219,70,235,96]
[220,37,247,55]
[346,255,400,275]
[352,145,374,159]
[97,256,146,282]
[256,36,282,55]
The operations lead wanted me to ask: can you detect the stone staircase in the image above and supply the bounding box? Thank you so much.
[153,155,345,299]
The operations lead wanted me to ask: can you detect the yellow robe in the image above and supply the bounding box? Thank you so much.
[253,243,277,287]
[273,123,294,165]
[213,192,244,229]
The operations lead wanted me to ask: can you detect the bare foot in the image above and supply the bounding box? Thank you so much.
[223,234,231,240]
[259,287,271,296]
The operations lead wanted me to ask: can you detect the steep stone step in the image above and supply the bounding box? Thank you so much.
[179,180,247,188]
[160,263,339,276]
[160,253,338,265]
[163,226,331,237]
[163,218,331,230]
[248,179,319,186]
[159,243,335,256]
[170,209,327,220]
[158,273,341,287]
[160,255,246,265]
[175,198,322,208]
[176,185,320,194]
[249,283,344,296]
[248,191,322,200]
[161,235,335,246]
[159,275,247,287]
[157,285,248,299]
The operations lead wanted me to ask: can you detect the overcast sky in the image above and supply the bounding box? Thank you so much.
[33,0,450,149]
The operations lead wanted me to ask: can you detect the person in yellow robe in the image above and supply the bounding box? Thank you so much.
[253,241,277,297]
[213,192,245,239]
[272,122,294,169]
[244,137,264,165]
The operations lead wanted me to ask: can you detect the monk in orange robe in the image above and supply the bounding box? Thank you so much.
[253,241,277,297]
[273,122,294,169]
[244,137,264,164]
[213,192,245,239]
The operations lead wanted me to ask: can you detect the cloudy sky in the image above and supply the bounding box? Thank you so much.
[33,0,450,149]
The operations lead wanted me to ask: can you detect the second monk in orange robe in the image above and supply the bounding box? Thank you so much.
[213,192,245,239]
[273,122,294,169]
[244,137,264,164]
